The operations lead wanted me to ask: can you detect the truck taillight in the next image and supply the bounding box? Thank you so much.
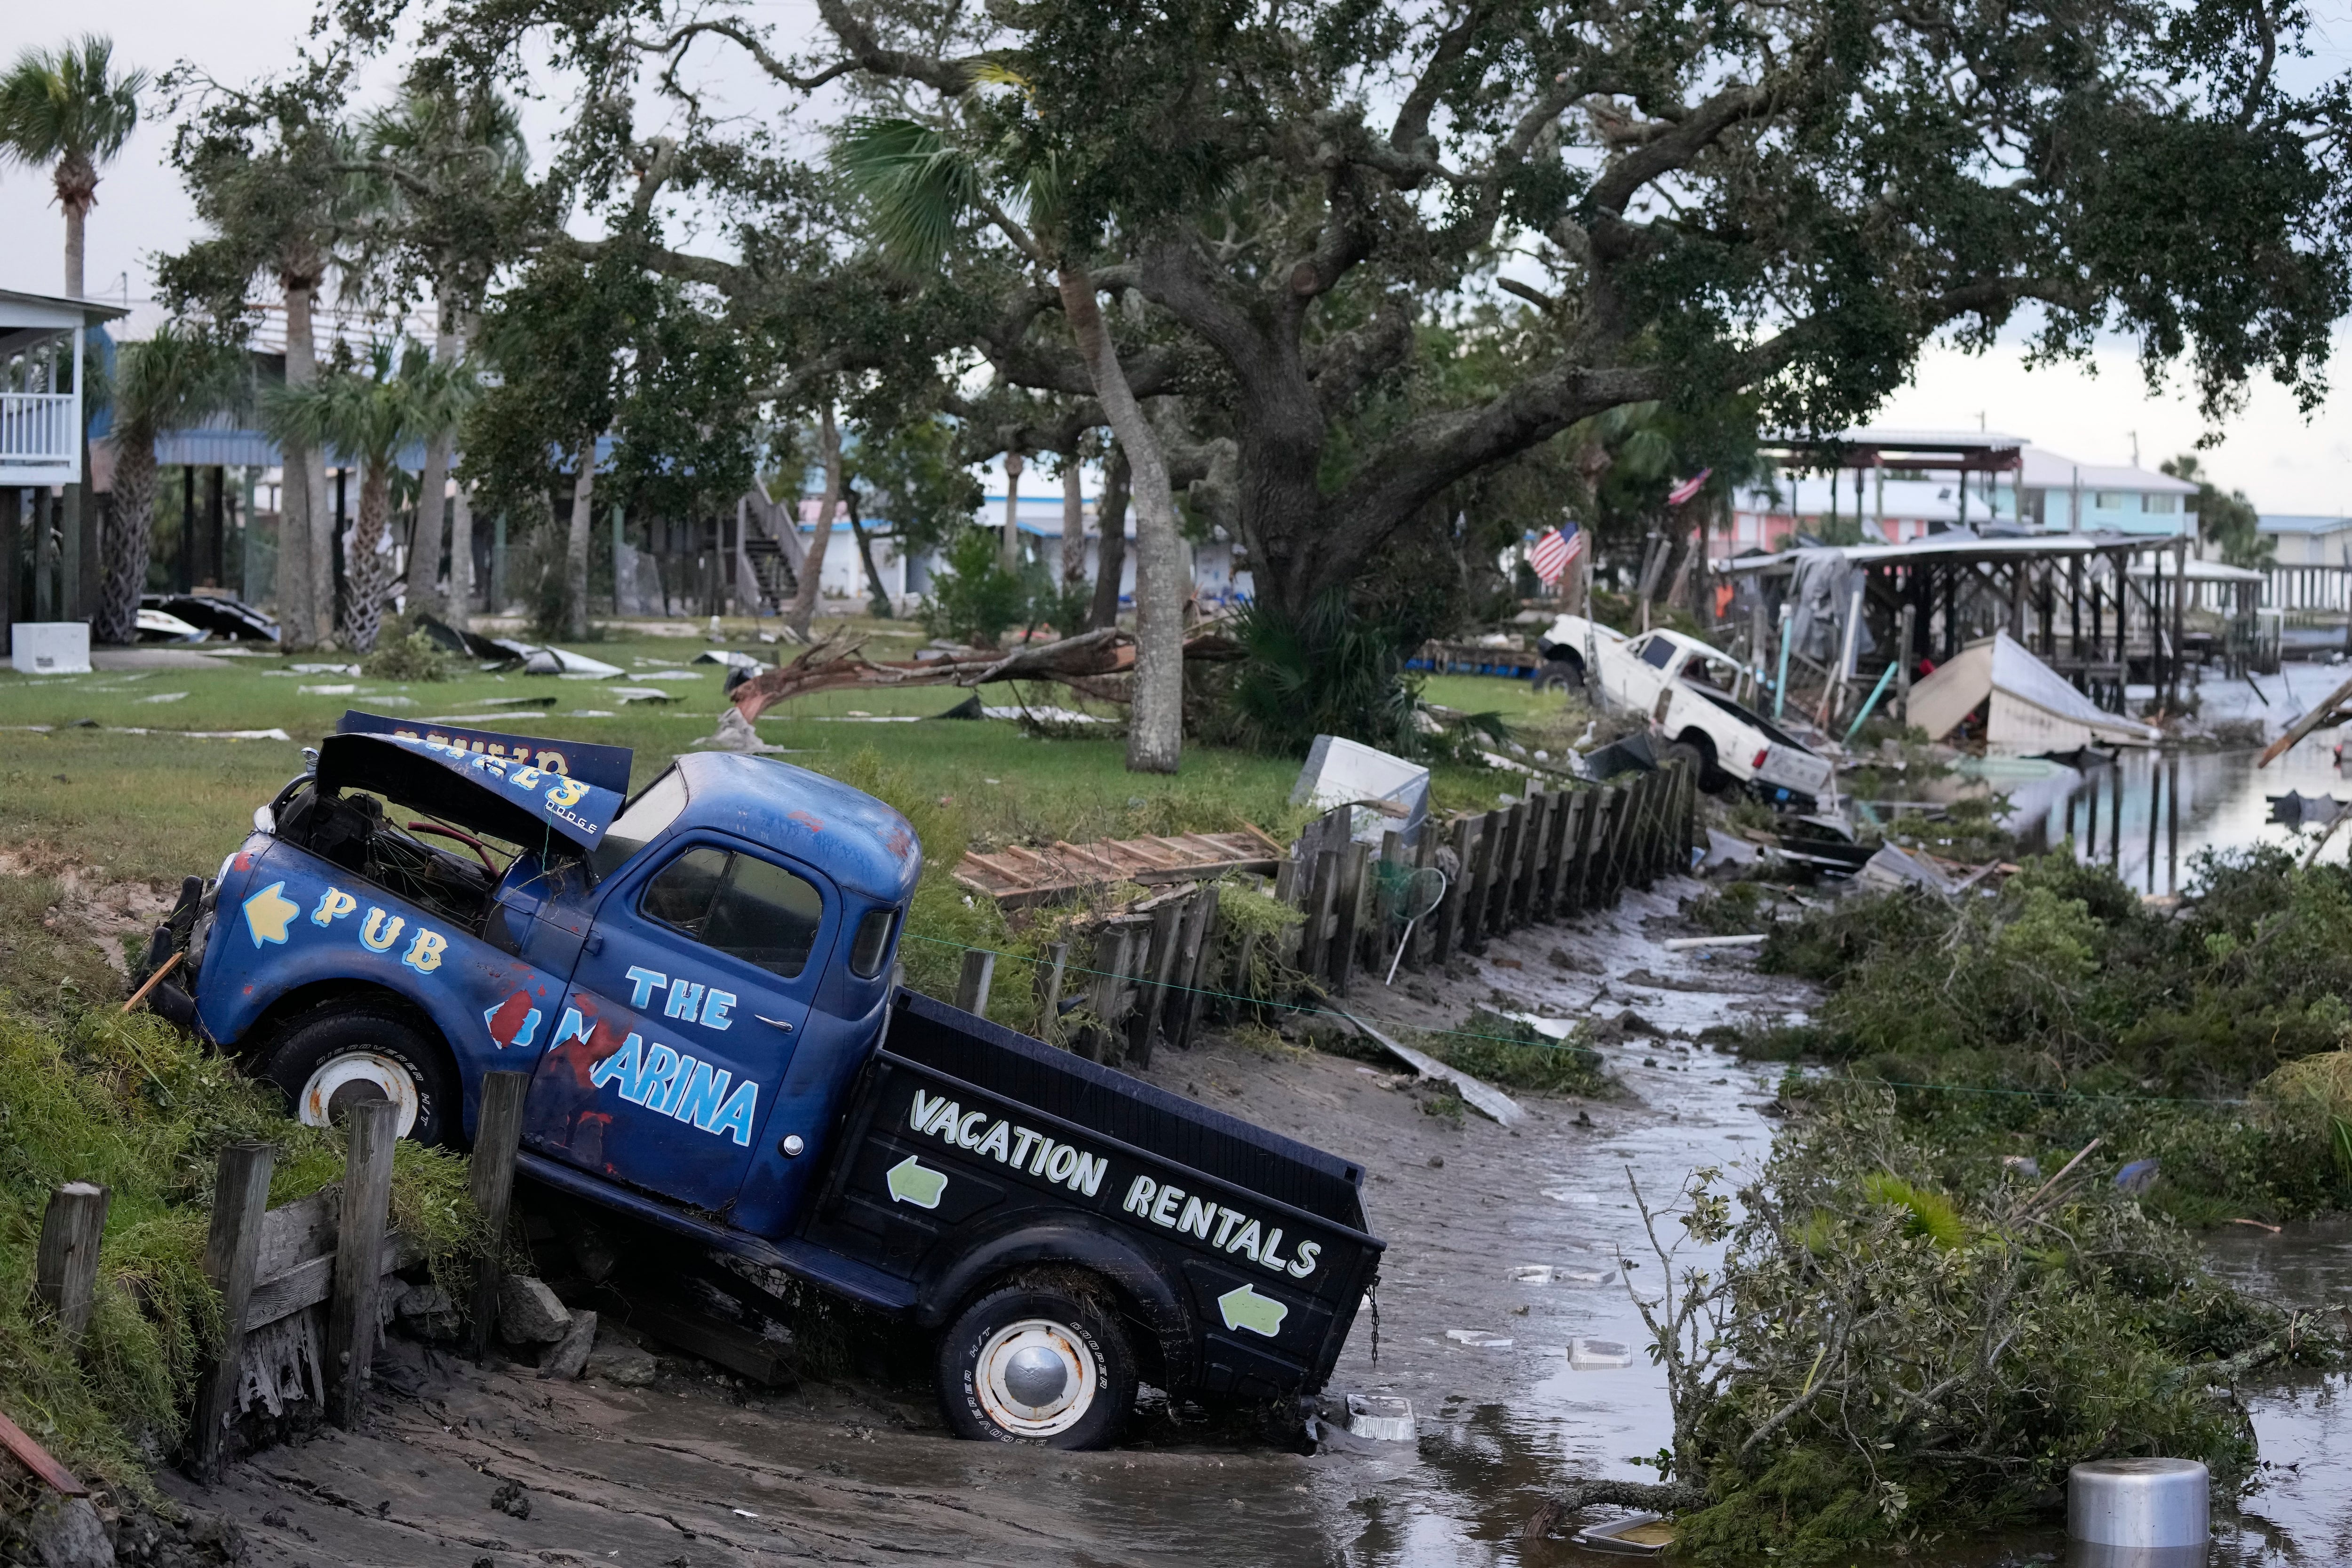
[1753,749,1769,770]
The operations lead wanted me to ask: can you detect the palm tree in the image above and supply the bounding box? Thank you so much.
[835,113,1189,774]
[0,35,145,297]
[263,341,473,652]
[96,324,246,644]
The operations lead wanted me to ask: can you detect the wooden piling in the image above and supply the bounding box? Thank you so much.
[467,1071,529,1363]
[35,1182,109,1345]
[1404,822,1438,971]
[1432,816,1476,962]
[1034,940,1071,1045]
[1299,849,1341,979]
[189,1140,274,1482]
[326,1098,398,1428]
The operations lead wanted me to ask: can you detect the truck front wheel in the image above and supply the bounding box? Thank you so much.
[257,1007,453,1146]
[938,1278,1137,1449]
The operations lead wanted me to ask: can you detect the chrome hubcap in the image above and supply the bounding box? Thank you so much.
[976,1318,1096,1437]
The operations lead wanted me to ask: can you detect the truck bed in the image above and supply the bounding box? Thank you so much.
[802,991,1384,1399]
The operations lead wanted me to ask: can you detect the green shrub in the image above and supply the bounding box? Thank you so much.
[358,625,459,683]
[0,1000,483,1494]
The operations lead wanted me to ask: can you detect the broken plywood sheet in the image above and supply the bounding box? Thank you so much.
[956,827,1285,907]
[1907,632,2160,751]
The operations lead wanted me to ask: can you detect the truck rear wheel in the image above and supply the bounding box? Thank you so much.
[938,1278,1137,1449]
[1532,656,1585,694]
[257,1007,453,1146]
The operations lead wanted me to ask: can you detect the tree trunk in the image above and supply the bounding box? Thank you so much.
[1001,450,1025,575]
[277,278,318,650]
[95,420,155,645]
[565,440,596,641]
[63,198,85,299]
[1089,444,1130,631]
[787,404,841,638]
[1061,460,1086,586]
[847,490,892,616]
[448,485,475,619]
[346,462,396,653]
[405,302,461,616]
[1057,267,1181,774]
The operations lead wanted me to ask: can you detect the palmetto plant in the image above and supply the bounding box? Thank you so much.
[0,35,145,296]
[263,341,475,652]
[96,324,246,645]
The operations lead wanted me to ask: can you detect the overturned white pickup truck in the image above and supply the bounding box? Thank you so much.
[1537,616,1837,805]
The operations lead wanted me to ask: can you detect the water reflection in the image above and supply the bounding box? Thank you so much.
[1965,739,2352,895]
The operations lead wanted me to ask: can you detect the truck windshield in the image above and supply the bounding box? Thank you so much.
[589,768,689,879]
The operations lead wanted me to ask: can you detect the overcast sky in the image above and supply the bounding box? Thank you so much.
[7,0,2352,515]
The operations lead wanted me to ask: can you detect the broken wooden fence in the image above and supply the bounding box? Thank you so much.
[954,761,1698,1067]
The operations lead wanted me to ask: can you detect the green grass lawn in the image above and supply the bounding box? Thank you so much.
[0,620,1562,1000]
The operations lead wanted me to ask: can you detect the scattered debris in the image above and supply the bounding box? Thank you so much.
[584,1326,660,1387]
[135,607,208,643]
[2267,791,2348,829]
[1340,1011,1526,1127]
[134,691,190,704]
[297,683,357,696]
[2114,1159,2161,1196]
[955,827,1284,907]
[141,591,280,643]
[2258,668,2352,766]
[1291,734,1432,844]
[1659,933,1766,951]
[1574,1511,1676,1556]
[487,1480,531,1520]
[1858,843,1961,897]
[1344,1393,1416,1441]
[1567,1337,1634,1370]
[1907,631,2160,750]
[1446,1329,1515,1348]
[1510,1265,1554,1284]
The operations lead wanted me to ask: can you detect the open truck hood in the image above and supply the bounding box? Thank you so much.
[316,726,629,852]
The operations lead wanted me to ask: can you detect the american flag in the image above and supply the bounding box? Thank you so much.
[1666,468,1714,506]
[1529,524,1583,585]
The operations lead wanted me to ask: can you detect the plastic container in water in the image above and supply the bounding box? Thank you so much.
[2068,1458,2209,1549]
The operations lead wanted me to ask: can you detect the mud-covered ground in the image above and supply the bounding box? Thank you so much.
[158,879,1822,1567]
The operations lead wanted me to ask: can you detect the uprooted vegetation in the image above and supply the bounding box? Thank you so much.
[1742,845,2352,1222]
[0,1001,484,1495]
[1605,1087,2339,1566]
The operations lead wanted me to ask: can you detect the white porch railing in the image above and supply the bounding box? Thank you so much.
[0,392,77,464]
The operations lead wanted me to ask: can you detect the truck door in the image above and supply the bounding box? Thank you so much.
[1616,634,1676,710]
[523,832,837,1214]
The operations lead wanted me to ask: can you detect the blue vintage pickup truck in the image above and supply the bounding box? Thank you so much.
[145,714,1381,1449]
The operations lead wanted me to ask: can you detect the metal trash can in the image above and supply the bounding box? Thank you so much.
[2068,1458,2209,1550]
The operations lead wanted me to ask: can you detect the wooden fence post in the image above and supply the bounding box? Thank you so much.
[1330,840,1370,993]
[1084,925,1130,1062]
[1130,898,1187,1067]
[1433,816,1476,962]
[1404,824,1438,971]
[35,1182,110,1345]
[1462,811,1502,950]
[468,1071,530,1363]
[189,1140,274,1482]
[1512,795,1546,927]
[1534,790,1568,921]
[1548,792,1586,916]
[1582,786,1621,909]
[1300,850,1341,980]
[1034,940,1071,1044]
[1168,886,1221,1048]
[955,947,997,1016]
[1483,802,1523,937]
[326,1098,399,1429]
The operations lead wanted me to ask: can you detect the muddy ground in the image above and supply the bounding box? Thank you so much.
[153,879,1819,1568]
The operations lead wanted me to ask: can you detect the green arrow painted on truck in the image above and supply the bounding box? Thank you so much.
[885,1156,948,1209]
[1216,1283,1288,1338]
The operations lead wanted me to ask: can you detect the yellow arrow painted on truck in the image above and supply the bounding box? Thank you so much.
[242,881,299,947]
[1216,1284,1288,1338]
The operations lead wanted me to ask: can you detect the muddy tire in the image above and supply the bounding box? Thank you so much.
[1662,737,1724,793]
[256,1006,454,1146]
[1532,656,1584,694]
[937,1278,1137,1449]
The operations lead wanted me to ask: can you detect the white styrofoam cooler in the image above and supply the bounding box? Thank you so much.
[10,621,92,675]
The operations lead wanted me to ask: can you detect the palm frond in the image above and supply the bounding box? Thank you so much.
[833,116,982,272]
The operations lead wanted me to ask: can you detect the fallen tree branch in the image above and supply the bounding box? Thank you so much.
[728,628,1248,722]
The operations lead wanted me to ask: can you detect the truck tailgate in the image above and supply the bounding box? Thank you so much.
[803,991,1383,1398]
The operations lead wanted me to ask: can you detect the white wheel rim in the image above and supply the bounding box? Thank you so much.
[297,1051,421,1138]
[975,1318,1097,1437]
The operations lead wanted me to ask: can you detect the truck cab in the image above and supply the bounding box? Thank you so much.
[157,717,1380,1449]
[1538,614,1836,804]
